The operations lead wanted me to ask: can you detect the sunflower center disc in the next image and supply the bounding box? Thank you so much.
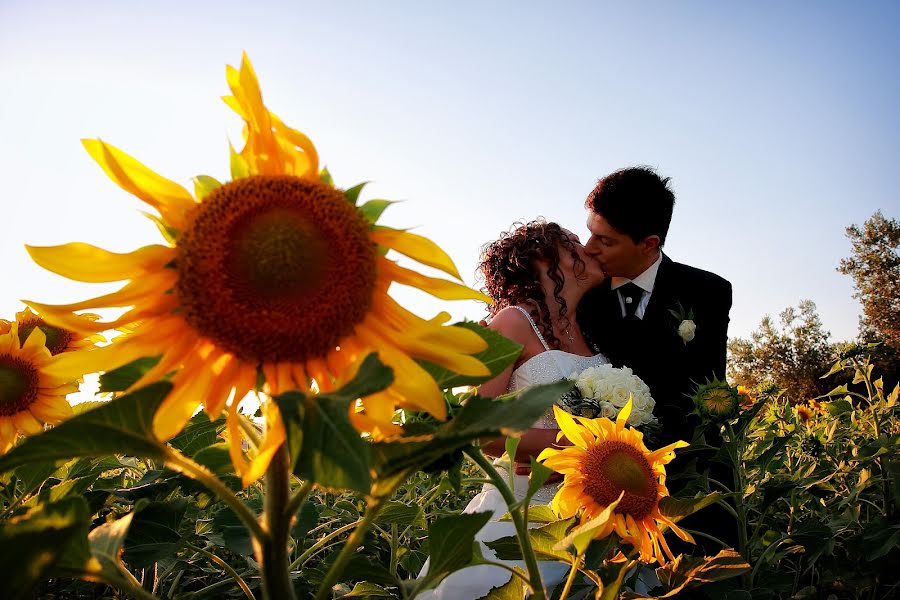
[702,389,736,416]
[0,355,40,417]
[18,319,73,356]
[176,175,378,363]
[581,440,657,519]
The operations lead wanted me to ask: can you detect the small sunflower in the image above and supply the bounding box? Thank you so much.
[537,401,693,565]
[736,385,755,411]
[24,53,491,485]
[0,307,105,356]
[794,404,813,426]
[692,380,741,421]
[0,324,79,452]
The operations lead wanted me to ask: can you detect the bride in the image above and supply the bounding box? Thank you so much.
[418,219,608,599]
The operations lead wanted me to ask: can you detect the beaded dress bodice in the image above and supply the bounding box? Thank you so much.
[506,306,610,428]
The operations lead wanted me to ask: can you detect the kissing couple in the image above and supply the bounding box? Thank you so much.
[418,166,733,599]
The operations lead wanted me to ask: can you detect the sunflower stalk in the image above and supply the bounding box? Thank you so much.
[314,496,390,600]
[256,444,297,600]
[465,447,547,600]
[725,422,752,589]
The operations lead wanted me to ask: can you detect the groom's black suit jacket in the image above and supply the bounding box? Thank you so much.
[576,255,732,448]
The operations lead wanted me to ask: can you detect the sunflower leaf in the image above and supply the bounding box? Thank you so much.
[372,381,572,480]
[417,322,522,389]
[123,498,189,567]
[658,492,723,524]
[0,383,172,474]
[413,511,493,593]
[276,354,391,493]
[98,355,163,392]
[0,496,96,599]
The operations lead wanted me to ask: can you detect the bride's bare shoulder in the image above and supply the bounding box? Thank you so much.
[487,306,538,343]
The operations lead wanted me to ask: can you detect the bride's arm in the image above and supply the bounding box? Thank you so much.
[475,308,530,398]
[481,427,566,460]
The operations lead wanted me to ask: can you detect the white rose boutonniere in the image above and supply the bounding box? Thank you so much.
[677,319,696,343]
[669,302,696,345]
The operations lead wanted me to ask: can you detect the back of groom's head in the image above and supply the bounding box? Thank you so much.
[585,166,675,246]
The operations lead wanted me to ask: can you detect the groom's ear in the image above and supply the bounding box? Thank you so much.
[639,235,661,254]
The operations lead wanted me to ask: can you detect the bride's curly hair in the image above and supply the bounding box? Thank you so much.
[477,219,585,350]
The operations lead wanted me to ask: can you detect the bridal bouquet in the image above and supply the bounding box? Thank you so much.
[560,364,657,428]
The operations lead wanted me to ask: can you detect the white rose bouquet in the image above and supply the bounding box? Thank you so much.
[559,364,659,431]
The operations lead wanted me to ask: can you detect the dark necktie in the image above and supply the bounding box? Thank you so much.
[618,282,643,320]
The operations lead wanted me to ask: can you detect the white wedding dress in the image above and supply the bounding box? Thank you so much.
[417,306,610,599]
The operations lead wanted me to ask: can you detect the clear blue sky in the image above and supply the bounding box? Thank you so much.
[2,0,898,346]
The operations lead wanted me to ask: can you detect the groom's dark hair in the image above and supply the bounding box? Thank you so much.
[585,166,675,246]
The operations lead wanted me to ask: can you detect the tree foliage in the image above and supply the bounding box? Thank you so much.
[728,300,838,401]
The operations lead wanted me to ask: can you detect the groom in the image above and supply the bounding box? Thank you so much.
[576,166,732,447]
[576,166,734,552]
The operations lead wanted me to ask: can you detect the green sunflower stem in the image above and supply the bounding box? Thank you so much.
[256,444,297,600]
[465,448,547,600]
[314,496,389,600]
[725,423,751,589]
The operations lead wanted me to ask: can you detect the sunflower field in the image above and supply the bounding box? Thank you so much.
[1,55,898,600]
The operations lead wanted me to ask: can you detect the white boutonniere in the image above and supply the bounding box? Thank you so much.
[668,303,696,344]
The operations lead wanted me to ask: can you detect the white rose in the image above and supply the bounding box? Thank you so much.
[599,401,618,419]
[678,319,697,343]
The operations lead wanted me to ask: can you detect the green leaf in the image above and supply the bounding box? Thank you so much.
[277,354,392,493]
[820,362,846,379]
[375,501,425,528]
[372,381,572,480]
[339,581,393,598]
[123,499,188,567]
[358,198,397,223]
[192,174,222,200]
[98,355,163,392]
[525,459,554,505]
[0,383,172,474]
[856,433,900,459]
[758,481,797,513]
[486,518,575,562]
[14,461,58,494]
[418,322,523,389]
[416,512,493,591]
[169,412,225,456]
[658,492,724,524]
[0,497,95,599]
[478,567,526,599]
[208,501,260,556]
[291,501,321,542]
[862,520,900,561]
[825,399,853,416]
[89,510,137,573]
[342,181,369,205]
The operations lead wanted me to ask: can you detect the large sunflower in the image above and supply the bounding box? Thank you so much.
[0,307,105,356]
[537,401,694,565]
[24,53,491,485]
[0,324,79,452]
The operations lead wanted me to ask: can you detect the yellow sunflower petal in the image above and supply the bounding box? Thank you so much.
[240,401,286,487]
[647,440,689,464]
[26,243,175,283]
[152,354,218,441]
[13,411,43,435]
[379,258,491,302]
[369,228,462,280]
[552,406,593,450]
[82,139,195,228]
[616,398,633,432]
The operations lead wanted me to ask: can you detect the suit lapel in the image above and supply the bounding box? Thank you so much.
[643,254,674,328]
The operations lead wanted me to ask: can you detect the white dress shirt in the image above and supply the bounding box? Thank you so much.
[610,252,663,319]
